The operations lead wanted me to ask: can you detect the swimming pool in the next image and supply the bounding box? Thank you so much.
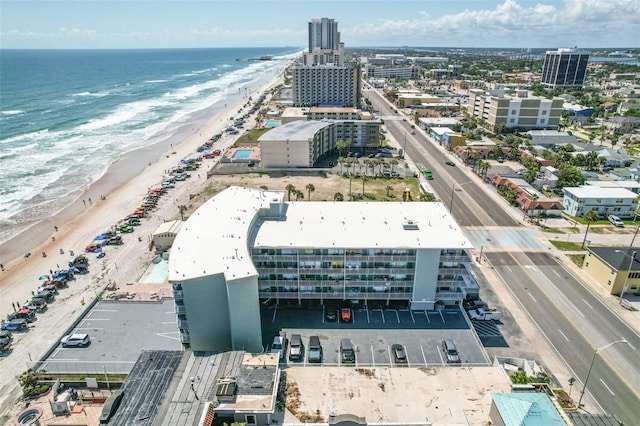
[264,120,281,128]
[140,258,169,283]
[232,149,253,159]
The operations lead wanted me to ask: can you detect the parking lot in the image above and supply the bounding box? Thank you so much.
[42,300,181,374]
[261,305,490,367]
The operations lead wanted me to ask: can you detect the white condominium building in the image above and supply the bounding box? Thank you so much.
[169,186,475,352]
[292,65,361,107]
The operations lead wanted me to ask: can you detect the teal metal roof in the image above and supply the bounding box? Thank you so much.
[492,393,565,426]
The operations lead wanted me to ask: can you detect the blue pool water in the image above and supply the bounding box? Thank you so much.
[265,120,280,127]
[232,149,253,159]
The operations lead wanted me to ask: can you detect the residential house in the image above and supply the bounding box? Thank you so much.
[605,117,640,134]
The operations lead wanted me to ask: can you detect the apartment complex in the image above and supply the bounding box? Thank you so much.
[365,65,420,80]
[562,185,638,218]
[308,17,340,51]
[583,247,640,296]
[258,119,380,168]
[541,48,590,89]
[168,187,475,352]
[467,89,563,132]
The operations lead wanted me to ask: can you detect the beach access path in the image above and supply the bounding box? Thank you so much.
[0,72,284,422]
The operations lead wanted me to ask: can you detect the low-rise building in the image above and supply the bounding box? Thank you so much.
[562,185,638,218]
[583,247,640,296]
[605,116,640,135]
[152,220,184,251]
[490,176,564,217]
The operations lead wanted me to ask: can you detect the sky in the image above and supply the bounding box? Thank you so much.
[1,0,639,49]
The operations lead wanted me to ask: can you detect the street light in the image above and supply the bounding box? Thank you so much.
[449,181,473,212]
[577,339,628,409]
[615,249,636,303]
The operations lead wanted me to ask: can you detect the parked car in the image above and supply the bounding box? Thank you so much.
[288,334,303,361]
[106,236,123,245]
[391,344,407,363]
[442,339,461,363]
[608,215,624,227]
[25,298,47,312]
[0,330,13,351]
[340,338,356,364]
[468,308,501,321]
[61,333,91,347]
[119,225,134,233]
[308,336,323,363]
[271,334,287,360]
[36,289,56,302]
[325,308,337,322]
[1,319,28,331]
[445,160,456,167]
[340,307,352,323]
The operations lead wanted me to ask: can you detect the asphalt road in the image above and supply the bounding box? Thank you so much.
[488,251,640,424]
[363,86,640,424]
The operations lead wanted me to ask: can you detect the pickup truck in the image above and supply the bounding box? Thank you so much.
[468,308,501,321]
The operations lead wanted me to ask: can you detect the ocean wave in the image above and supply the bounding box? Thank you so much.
[1,110,25,116]
[72,91,110,97]
[144,80,168,83]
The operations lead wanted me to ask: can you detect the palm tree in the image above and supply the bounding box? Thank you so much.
[285,184,296,201]
[178,205,188,221]
[306,183,315,201]
[348,172,355,200]
[390,158,399,175]
[385,185,393,197]
[294,190,304,201]
[361,175,369,195]
[337,157,346,175]
[582,210,600,248]
[334,192,344,201]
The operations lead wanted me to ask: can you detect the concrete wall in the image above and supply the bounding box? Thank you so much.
[410,249,439,309]
[184,274,231,351]
[227,276,263,353]
[260,139,311,168]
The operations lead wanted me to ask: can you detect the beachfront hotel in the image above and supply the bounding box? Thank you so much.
[168,187,475,352]
[257,119,381,168]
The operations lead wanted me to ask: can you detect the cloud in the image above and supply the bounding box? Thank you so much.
[58,27,97,36]
[347,0,640,46]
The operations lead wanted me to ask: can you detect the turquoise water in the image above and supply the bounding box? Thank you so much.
[265,120,280,127]
[140,258,169,283]
[232,149,253,159]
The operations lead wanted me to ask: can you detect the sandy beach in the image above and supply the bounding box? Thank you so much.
[0,69,285,420]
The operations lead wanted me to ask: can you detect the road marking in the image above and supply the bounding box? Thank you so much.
[622,338,636,351]
[91,309,118,312]
[161,321,175,324]
[421,345,427,366]
[439,310,445,323]
[553,270,561,277]
[528,293,537,303]
[600,378,615,395]
[410,310,416,323]
[425,310,430,323]
[395,310,400,323]
[558,329,570,342]
[505,265,512,273]
[381,310,385,324]
[75,327,103,330]
[437,345,445,366]
[49,358,80,360]
[80,318,110,320]
[582,299,593,309]
[366,309,370,323]
[371,345,376,367]
[272,306,277,323]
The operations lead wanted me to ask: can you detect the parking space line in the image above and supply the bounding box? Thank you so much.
[410,310,416,323]
[371,345,375,367]
[437,345,445,366]
[395,310,400,323]
[387,346,393,365]
[272,306,277,323]
[161,321,175,324]
[75,327,104,330]
[420,345,427,366]
[366,309,370,323]
[439,310,445,323]
[380,309,385,324]
[91,309,118,312]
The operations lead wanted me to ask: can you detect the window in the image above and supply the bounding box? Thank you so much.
[246,415,256,425]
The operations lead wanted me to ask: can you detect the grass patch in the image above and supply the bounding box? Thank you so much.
[567,254,585,266]
[235,128,269,145]
[543,227,565,234]
[550,240,584,251]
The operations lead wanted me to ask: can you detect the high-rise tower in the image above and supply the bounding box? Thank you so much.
[541,48,590,89]
[308,18,340,52]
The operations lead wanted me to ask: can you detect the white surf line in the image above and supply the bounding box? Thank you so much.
[600,378,615,395]
[582,299,593,309]
[528,293,537,303]
[558,329,570,342]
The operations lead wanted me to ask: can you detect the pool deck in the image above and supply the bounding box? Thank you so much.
[223,145,261,161]
[102,282,172,302]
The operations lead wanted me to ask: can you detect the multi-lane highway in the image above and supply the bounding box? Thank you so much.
[363,86,640,424]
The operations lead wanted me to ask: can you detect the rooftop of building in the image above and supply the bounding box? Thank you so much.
[563,185,637,199]
[170,187,471,283]
[586,247,640,272]
[309,107,357,113]
[491,392,565,426]
[258,120,332,142]
[253,199,471,250]
[153,219,184,236]
[586,180,640,189]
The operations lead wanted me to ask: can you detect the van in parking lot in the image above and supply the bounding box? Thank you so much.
[340,338,355,363]
[288,334,303,361]
[308,335,322,363]
[442,339,460,363]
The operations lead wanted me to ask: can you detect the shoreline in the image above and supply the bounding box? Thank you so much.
[0,68,283,270]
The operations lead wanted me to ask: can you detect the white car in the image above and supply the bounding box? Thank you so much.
[61,333,90,347]
[608,215,624,227]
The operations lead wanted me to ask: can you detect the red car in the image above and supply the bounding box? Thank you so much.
[341,308,352,323]
[204,152,218,159]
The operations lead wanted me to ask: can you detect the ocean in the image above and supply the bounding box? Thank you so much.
[0,47,298,244]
